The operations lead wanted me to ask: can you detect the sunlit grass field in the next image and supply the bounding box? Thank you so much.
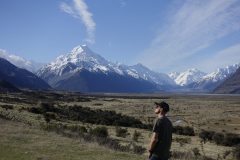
[0,91,239,160]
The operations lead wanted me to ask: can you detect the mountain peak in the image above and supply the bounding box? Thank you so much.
[132,63,149,70]
[171,68,206,86]
[40,45,111,76]
[70,44,92,56]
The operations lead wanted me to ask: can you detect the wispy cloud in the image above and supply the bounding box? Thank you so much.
[60,0,96,44]
[198,43,240,71]
[139,0,240,72]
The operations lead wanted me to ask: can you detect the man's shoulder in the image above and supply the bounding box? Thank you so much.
[158,116,172,125]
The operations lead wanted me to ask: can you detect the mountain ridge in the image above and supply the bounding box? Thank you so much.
[0,58,51,90]
[37,45,162,92]
[2,45,239,93]
[214,67,240,94]
[0,49,44,72]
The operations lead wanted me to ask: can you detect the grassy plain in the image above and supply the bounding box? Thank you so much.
[0,91,239,160]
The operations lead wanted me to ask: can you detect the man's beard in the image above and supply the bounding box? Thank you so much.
[155,110,160,114]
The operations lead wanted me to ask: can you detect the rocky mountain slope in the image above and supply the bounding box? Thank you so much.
[214,67,240,94]
[0,58,51,90]
[37,45,163,92]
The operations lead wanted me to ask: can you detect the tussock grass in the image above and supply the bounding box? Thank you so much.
[0,91,239,159]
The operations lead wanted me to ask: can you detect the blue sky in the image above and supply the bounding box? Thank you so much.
[0,0,240,73]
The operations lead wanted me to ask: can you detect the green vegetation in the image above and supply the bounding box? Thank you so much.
[0,91,240,159]
[0,119,143,160]
[90,126,109,138]
[199,130,240,147]
[132,130,141,142]
[173,126,195,136]
[115,126,128,138]
[28,102,150,129]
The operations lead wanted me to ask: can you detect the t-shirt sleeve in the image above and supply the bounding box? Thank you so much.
[152,118,162,133]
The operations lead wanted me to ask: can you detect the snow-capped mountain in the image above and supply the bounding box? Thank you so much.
[38,45,112,76]
[39,45,138,79]
[128,63,176,87]
[37,45,161,92]
[202,63,240,82]
[0,49,44,72]
[214,66,240,94]
[36,44,240,93]
[188,63,240,92]
[169,68,206,86]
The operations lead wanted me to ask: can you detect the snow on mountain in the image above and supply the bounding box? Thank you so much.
[186,63,240,92]
[37,44,240,92]
[201,63,240,82]
[38,45,125,77]
[167,64,240,92]
[172,68,206,86]
[168,72,180,80]
[214,66,240,94]
[37,45,176,91]
[0,49,43,72]
[128,63,176,86]
[37,45,159,92]
[38,45,174,85]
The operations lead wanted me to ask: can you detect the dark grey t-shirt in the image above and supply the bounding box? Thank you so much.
[152,116,173,158]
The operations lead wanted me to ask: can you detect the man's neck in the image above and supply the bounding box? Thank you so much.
[158,113,165,118]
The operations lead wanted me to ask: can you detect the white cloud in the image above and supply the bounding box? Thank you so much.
[60,0,96,44]
[0,49,43,72]
[139,0,240,71]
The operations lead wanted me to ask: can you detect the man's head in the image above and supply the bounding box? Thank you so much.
[154,101,170,115]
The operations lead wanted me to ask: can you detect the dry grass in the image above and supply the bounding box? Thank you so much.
[0,119,144,160]
[0,92,239,160]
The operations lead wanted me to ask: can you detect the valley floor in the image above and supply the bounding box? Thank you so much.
[0,91,239,160]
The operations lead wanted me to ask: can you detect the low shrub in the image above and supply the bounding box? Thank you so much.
[132,130,141,142]
[199,130,215,143]
[233,144,240,160]
[1,105,13,110]
[68,125,88,134]
[90,126,108,138]
[28,104,150,129]
[173,126,195,136]
[212,133,224,145]
[44,112,56,123]
[199,130,240,147]
[223,133,240,146]
[115,126,128,138]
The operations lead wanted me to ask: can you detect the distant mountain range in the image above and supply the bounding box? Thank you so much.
[168,64,240,92]
[37,45,240,93]
[168,68,206,86]
[1,45,239,93]
[0,58,51,90]
[37,45,168,92]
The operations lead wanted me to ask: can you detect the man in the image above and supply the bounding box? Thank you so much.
[148,101,173,160]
